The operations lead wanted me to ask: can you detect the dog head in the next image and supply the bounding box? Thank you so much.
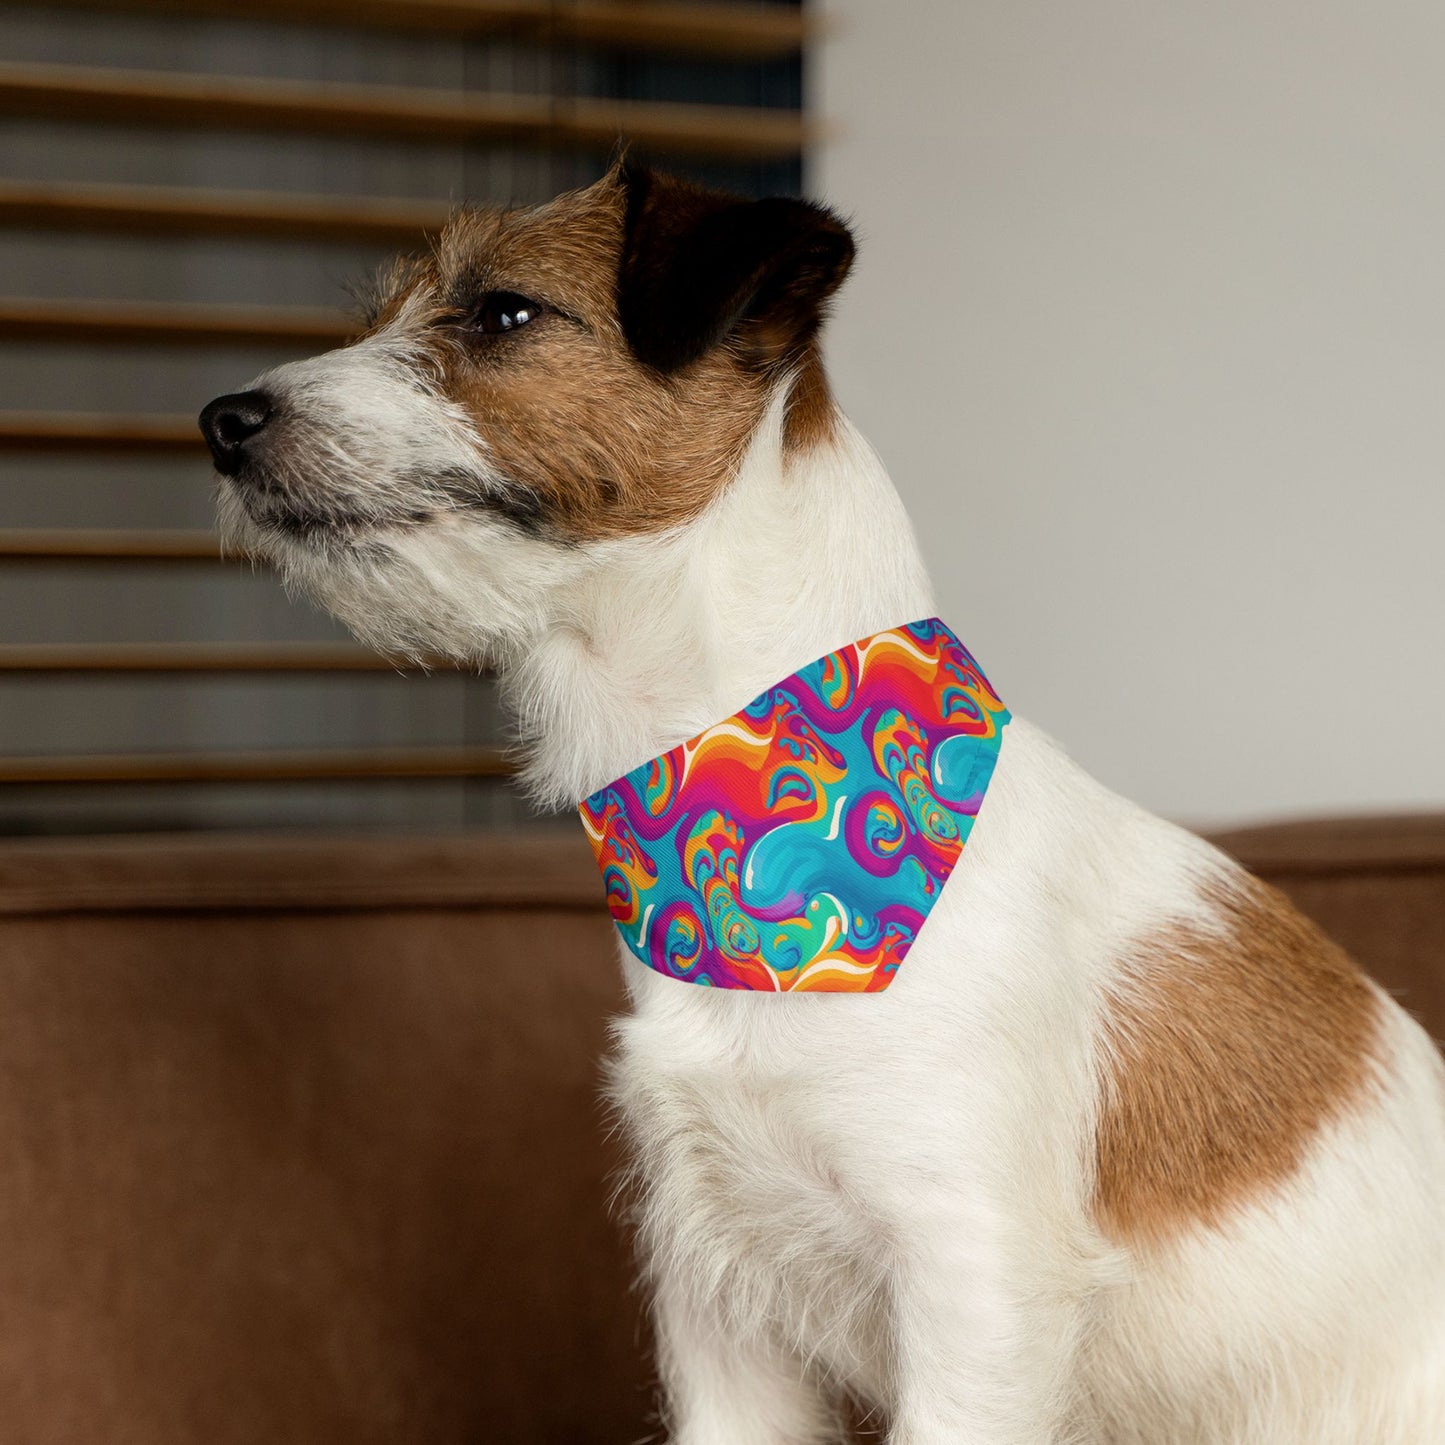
[200,163,854,662]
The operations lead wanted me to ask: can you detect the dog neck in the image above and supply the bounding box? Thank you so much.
[504,386,937,810]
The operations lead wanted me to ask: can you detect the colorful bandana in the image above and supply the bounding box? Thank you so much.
[579,619,1009,993]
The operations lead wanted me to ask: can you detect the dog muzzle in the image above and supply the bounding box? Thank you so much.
[579,619,1010,992]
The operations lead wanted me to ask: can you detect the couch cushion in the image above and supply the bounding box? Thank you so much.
[0,830,648,1445]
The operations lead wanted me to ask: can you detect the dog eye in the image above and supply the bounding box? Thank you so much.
[471,291,544,335]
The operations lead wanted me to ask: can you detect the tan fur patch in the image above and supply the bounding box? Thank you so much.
[782,344,840,457]
[369,177,777,541]
[1094,873,1382,1246]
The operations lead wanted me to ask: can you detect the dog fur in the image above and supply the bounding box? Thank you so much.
[203,164,1445,1444]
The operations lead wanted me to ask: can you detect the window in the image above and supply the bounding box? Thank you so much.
[0,0,807,834]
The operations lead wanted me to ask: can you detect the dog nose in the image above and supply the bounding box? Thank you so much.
[199,390,273,475]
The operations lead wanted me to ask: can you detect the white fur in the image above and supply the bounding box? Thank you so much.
[222,350,1445,1443]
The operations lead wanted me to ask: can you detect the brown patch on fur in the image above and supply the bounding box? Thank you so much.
[1093,872,1382,1246]
[363,170,846,541]
[360,181,753,540]
[782,344,839,456]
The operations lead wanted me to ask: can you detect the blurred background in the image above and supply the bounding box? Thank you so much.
[1,1,1440,840]
[3,0,1442,839]
[0,4,1441,1443]
[0,0,801,837]
[819,0,1445,828]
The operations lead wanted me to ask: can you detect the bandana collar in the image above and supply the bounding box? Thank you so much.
[579,619,1010,993]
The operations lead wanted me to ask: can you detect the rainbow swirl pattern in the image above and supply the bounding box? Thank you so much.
[579,619,1009,993]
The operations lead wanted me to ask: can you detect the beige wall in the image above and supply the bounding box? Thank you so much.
[813,0,1445,826]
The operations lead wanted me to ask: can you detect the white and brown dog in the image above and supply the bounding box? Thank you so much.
[201,164,1445,1444]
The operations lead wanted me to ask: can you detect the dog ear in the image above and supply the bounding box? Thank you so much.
[616,162,855,374]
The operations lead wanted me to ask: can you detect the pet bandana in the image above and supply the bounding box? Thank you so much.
[579,619,1010,993]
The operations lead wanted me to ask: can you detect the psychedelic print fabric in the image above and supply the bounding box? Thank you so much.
[579,619,1010,993]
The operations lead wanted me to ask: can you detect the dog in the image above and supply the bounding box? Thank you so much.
[200,162,1445,1443]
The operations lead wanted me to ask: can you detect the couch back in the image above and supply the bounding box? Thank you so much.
[0,817,1440,1443]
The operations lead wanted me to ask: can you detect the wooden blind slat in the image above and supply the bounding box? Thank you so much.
[0,529,221,560]
[0,297,353,348]
[29,0,810,59]
[0,180,448,245]
[0,745,513,784]
[0,413,203,452]
[544,0,810,58]
[0,62,812,161]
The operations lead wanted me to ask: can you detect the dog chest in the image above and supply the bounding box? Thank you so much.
[610,1016,894,1389]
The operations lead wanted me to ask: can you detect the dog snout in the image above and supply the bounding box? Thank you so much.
[199,390,274,476]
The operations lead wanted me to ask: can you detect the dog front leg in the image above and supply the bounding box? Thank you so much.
[886,1209,1090,1445]
[653,1276,840,1445]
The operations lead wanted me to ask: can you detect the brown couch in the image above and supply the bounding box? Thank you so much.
[0,816,1441,1443]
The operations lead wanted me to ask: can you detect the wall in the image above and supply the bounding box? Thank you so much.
[813,0,1445,827]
